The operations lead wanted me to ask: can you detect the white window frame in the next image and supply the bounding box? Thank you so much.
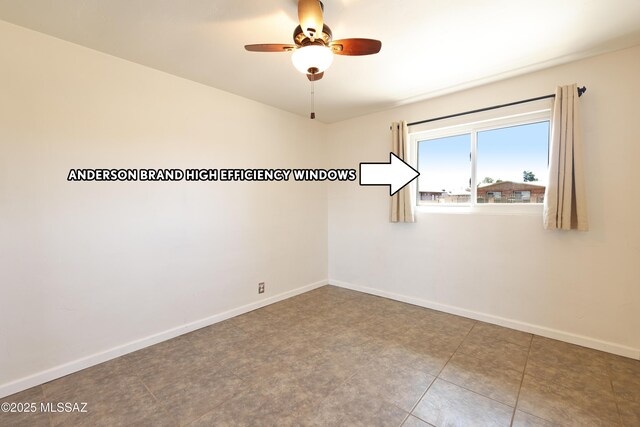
[409,99,552,215]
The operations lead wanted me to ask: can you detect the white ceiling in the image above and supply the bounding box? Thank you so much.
[1,0,640,123]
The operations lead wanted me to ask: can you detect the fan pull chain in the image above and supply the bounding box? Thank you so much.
[310,79,315,120]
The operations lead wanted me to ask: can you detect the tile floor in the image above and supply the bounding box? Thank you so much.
[1,285,639,426]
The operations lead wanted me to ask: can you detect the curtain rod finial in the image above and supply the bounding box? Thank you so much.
[578,86,587,97]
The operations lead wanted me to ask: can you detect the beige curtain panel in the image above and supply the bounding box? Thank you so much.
[390,121,416,223]
[543,84,588,231]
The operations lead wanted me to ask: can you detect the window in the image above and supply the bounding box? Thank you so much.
[416,134,470,205]
[485,191,502,201]
[477,122,549,204]
[412,107,551,209]
[513,191,531,201]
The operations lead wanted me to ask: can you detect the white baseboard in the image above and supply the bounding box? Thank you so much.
[0,279,327,399]
[330,279,640,360]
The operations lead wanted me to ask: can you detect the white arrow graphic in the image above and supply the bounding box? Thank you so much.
[359,152,420,196]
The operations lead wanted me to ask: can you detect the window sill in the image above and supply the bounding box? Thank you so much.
[416,203,543,216]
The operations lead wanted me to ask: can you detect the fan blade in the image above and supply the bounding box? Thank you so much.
[244,44,295,52]
[330,38,382,56]
[307,72,324,81]
[298,0,324,40]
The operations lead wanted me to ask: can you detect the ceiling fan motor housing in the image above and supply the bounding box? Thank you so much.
[293,24,333,47]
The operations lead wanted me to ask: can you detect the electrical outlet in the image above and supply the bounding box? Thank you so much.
[258,282,265,294]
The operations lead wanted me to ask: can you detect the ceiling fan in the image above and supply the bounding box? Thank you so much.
[244,0,382,83]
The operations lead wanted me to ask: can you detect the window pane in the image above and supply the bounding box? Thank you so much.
[476,121,549,204]
[418,134,471,204]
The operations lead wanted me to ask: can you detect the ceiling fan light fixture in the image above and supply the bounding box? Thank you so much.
[291,45,334,75]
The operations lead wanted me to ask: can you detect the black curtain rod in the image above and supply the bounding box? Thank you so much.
[403,86,587,128]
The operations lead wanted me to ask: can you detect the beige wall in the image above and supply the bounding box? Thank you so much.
[0,20,328,395]
[327,45,640,358]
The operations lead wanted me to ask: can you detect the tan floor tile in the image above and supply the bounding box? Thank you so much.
[266,309,323,331]
[232,351,313,386]
[289,301,328,316]
[186,321,252,348]
[412,310,476,337]
[349,361,435,411]
[404,326,470,351]
[224,308,296,336]
[313,328,373,349]
[329,309,379,329]
[249,377,338,426]
[526,336,611,393]
[0,386,50,427]
[439,352,523,406]
[458,332,530,373]
[42,356,133,399]
[524,359,612,397]
[512,410,557,426]
[190,375,328,427]
[297,353,367,395]
[42,357,137,401]
[517,374,620,426]
[368,336,458,376]
[617,397,640,427]
[308,334,375,370]
[308,285,363,302]
[608,354,640,403]
[293,287,357,308]
[151,369,244,424]
[45,373,175,426]
[272,336,327,362]
[412,379,513,427]
[306,380,408,427]
[125,334,198,365]
[469,322,533,349]
[215,336,283,375]
[529,336,609,368]
[259,297,305,314]
[354,316,414,341]
[126,341,225,393]
[402,415,434,426]
[187,385,268,427]
[339,409,410,427]
[9,288,632,426]
[351,294,407,313]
